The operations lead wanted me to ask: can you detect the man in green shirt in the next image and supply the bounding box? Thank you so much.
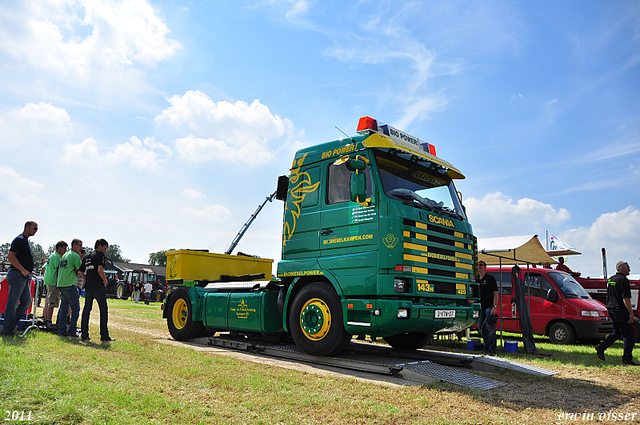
[42,241,67,324]
[56,239,84,337]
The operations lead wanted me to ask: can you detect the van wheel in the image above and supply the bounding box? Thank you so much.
[289,283,351,356]
[167,288,203,341]
[549,322,575,345]
[384,333,431,350]
[632,318,640,343]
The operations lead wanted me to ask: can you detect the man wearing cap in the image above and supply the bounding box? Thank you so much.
[477,260,499,356]
[595,261,638,365]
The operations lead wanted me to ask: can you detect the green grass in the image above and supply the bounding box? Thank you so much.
[1,299,638,424]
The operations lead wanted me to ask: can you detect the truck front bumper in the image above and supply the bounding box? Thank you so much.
[343,299,480,337]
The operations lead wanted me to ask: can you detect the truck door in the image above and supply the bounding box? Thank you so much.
[523,272,558,335]
[319,157,377,295]
[488,270,519,333]
[282,165,322,257]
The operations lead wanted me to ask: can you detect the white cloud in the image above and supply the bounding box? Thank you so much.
[0,165,45,205]
[559,207,640,278]
[466,192,571,237]
[181,205,232,221]
[0,0,181,81]
[183,188,206,200]
[62,136,171,171]
[0,102,72,142]
[156,90,295,165]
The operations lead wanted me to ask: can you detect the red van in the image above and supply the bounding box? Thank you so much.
[485,266,613,344]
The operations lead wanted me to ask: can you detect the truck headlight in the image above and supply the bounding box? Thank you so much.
[397,308,409,319]
[581,310,599,317]
[394,278,409,293]
[473,310,480,319]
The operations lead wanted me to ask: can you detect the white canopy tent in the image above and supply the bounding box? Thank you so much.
[477,235,559,266]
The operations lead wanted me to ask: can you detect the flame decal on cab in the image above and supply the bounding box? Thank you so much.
[283,153,319,246]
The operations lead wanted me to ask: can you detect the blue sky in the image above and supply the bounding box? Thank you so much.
[1,0,638,278]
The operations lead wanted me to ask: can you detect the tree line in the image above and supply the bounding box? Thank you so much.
[1,243,174,272]
[0,242,130,274]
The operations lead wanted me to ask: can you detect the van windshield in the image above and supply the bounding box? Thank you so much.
[548,272,591,299]
[374,150,467,220]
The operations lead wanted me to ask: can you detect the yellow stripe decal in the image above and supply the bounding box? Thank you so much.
[456,262,473,270]
[412,266,429,275]
[455,252,472,260]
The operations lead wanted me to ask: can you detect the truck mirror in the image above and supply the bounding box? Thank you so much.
[346,159,366,172]
[546,288,559,303]
[350,171,367,204]
[276,175,289,201]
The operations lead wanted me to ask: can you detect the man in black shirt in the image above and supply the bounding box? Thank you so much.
[595,261,637,365]
[79,239,115,342]
[2,221,38,337]
[477,261,499,356]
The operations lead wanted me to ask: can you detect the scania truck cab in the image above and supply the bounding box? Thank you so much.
[164,117,480,356]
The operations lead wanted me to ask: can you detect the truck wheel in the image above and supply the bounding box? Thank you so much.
[549,322,575,345]
[384,333,431,351]
[116,283,129,300]
[166,288,203,341]
[289,283,351,356]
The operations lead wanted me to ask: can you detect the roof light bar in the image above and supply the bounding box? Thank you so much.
[356,116,436,157]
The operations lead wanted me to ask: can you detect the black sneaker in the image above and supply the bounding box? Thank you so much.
[100,336,116,342]
[595,345,605,361]
[622,357,640,366]
[81,336,91,341]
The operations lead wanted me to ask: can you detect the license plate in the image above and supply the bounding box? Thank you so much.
[435,310,456,319]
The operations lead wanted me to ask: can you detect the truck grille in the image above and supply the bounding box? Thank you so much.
[402,218,474,296]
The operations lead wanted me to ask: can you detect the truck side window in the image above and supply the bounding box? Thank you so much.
[294,166,320,207]
[327,162,372,205]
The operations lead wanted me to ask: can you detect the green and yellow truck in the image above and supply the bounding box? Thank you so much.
[163,117,480,356]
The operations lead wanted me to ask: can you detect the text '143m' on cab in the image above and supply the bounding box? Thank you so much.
[162,117,481,356]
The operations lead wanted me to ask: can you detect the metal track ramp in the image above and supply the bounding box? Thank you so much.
[209,337,506,389]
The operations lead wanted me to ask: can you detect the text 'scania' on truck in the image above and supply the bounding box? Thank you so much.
[162,117,481,356]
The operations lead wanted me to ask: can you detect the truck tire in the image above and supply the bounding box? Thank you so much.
[166,288,203,341]
[548,322,575,345]
[116,283,129,300]
[384,333,431,351]
[289,283,351,356]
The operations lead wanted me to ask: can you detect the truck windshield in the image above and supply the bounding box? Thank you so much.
[374,149,467,220]
[548,272,591,299]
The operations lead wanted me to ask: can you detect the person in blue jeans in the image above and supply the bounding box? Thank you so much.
[2,221,38,337]
[477,261,499,356]
[56,239,84,337]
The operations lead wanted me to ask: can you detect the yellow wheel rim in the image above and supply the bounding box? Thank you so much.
[172,299,189,330]
[300,298,331,341]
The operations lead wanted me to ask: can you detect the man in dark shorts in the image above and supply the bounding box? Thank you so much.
[80,239,115,342]
[596,261,638,365]
[2,221,38,336]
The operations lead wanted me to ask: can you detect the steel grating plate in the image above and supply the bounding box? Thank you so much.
[473,356,558,376]
[398,361,506,390]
